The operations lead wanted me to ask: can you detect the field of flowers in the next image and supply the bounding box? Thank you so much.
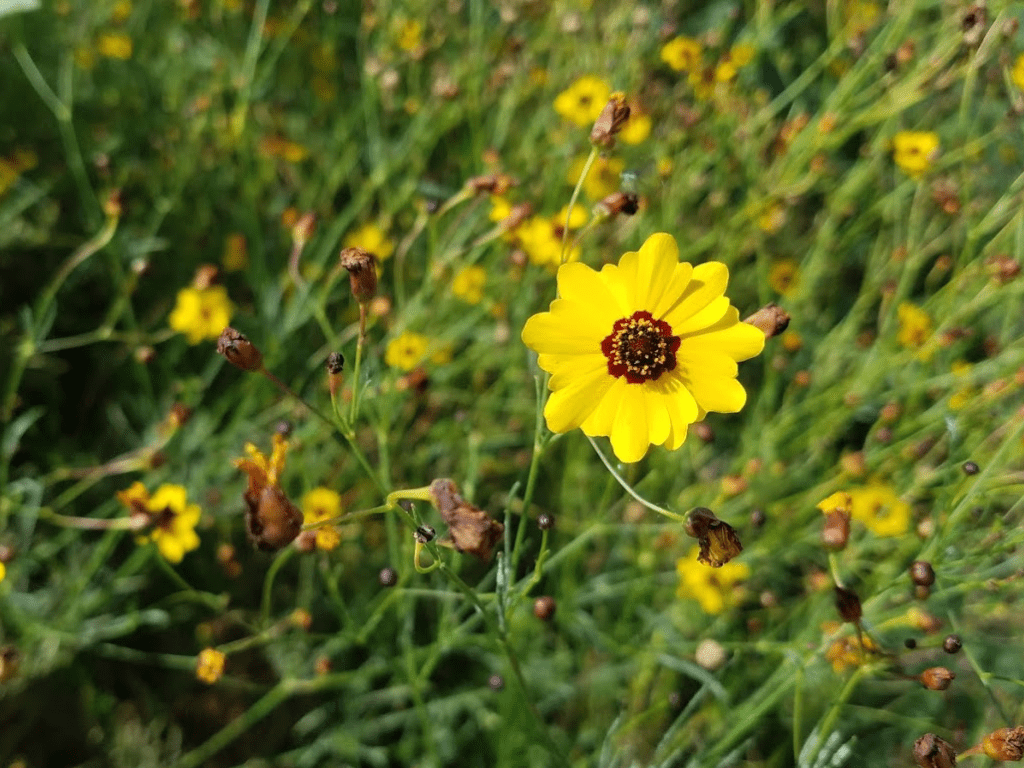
[3,1,1024,766]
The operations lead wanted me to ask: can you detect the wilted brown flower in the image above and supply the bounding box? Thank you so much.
[595,191,640,218]
[217,327,264,372]
[822,509,851,550]
[978,727,1024,761]
[428,479,504,561]
[684,507,743,567]
[339,247,378,303]
[234,434,302,551]
[914,733,957,768]
[590,92,630,148]
[465,173,518,196]
[744,304,791,339]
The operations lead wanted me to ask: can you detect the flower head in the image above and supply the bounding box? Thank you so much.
[234,434,302,550]
[660,36,702,73]
[196,648,226,684]
[768,259,799,296]
[521,233,764,463]
[1013,53,1024,91]
[893,131,939,178]
[676,545,749,614]
[897,302,933,352]
[169,285,234,345]
[302,487,342,551]
[343,222,394,261]
[452,265,487,304]
[518,216,580,268]
[97,32,132,59]
[847,483,911,537]
[554,75,612,127]
[117,482,201,563]
[567,154,625,200]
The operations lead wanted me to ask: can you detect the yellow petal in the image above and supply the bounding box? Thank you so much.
[618,233,681,312]
[663,262,729,330]
[548,353,607,390]
[522,301,606,356]
[157,535,185,563]
[556,262,624,321]
[678,348,739,377]
[581,377,628,437]
[653,262,696,320]
[685,374,747,413]
[544,362,616,433]
[673,295,729,335]
[609,386,651,463]
[686,308,765,361]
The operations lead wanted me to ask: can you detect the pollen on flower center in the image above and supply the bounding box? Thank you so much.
[601,310,680,384]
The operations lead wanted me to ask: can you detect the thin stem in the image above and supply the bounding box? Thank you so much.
[562,146,597,264]
[586,436,685,522]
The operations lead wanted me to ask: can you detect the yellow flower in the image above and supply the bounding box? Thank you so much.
[817,491,853,515]
[452,265,487,304]
[489,196,513,223]
[676,545,749,614]
[518,216,580,269]
[169,285,234,345]
[893,131,939,178]
[619,110,652,145]
[757,202,787,234]
[385,331,446,371]
[111,0,132,22]
[1013,53,1024,91]
[302,487,342,551]
[567,154,625,200]
[521,233,765,463]
[660,36,702,73]
[195,648,226,684]
[117,482,202,563]
[396,19,422,52]
[825,633,878,673]
[948,360,973,411]
[221,233,248,272]
[97,32,132,59]
[847,483,911,537]
[688,67,717,100]
[768,259,799,296]
[343,222,394,261]
[896,302,933,349]
[555,204,588,231]
[0,561,5,583]
[554,75,611,127]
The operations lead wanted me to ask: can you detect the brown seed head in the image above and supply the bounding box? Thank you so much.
[428,479,505,561]
[943,634,963,654]
[744,303,791,339]
[590,92,631,148]
[982,726,1024,761]
[595,191,640,218]
[684,507,743,567]
[914,733,957,768]
[217,327,264,372]
[920,666,955,691]
[339,247,378,303]
[533,596,556,621]
[834,586,862,623]
[911,561,936,587]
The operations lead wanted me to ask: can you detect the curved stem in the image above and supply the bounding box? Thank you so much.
[586,436,685,522]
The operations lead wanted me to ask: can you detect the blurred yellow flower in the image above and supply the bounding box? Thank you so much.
[619,110,651,144]
[948,360,973,411]
[0,561,5,583]
[97,32,132,59]
[302,487,342,551]
[817,491,853,515]
[386,331,438,371]
[489,196,513,222]
[676,545,750,614]
[521,233,764,462]
[1013,53,1024,91]
[567,154,624,200]
[554,204,588,231]
[111,0,132,22]
[757,201,787,234]
[554,75,611,127]
[768,259,799,296]
[896,302,933,349]
[117,482,202,563]
[893,131,939,178]
[518,216,580,268]
[847,483,911,537]
[221,233,248,272]
[195,648,226,684]
[660,37,702,73]
[826,633,878,673]
[452,265,487,304]
[688,67,717,100]
[396,19,423,52]
[169,285,234,345]
[258,136,308,163]
[343,222,394,260]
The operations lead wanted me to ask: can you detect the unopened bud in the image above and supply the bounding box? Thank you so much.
[693,422,714,442]
[103,189,123,218]
[834,586,862,623]
[744,303,791,339]
[465,173,518,196]
[590,92,630,148]
[982,726,1024,761]
[326,351,345,398]
[488,673,505,691]
[595,191,639,218]
[216,327,264,372]
[961,461,979,475]
[910,561,936,587]
[822,510,851,550]
[339,247,378,303]
[379,567,398,587]
[943,634,962,654]
[919,666,955,691]
[533,596,556,621]
[414,525,436,544]
[537,513,555,531]
[913,733,957,768]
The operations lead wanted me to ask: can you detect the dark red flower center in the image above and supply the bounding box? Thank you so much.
[601,310,680,384]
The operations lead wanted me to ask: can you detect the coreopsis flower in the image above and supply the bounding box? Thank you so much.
[195,648,226,684]
[893,131,940,178]
[897,302,934,353]
[660,36,702,73]
[768,259,799,296]
[396,18,422,52]
[169,285,234,344]
[452,265,487,304]
[301,487,342,551]
[676,545,749,614]
[554,75,611,127]
[518,216,581,268]
[847,483,911,537]
[234,434,302,551]
[385,331,450,371]
[343,222,394,260]
[566,155,624,200]
[97,32,132,59]
[1013,53,1024,91]
[116,482,201,563]
[521,232,765,463]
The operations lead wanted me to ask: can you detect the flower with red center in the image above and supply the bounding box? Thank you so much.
[521,233,764,463]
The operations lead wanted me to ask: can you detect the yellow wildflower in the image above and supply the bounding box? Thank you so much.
[555,204,588,231]
[619,110,652,145]
[111,0,132,22]
[715,44,755,81]
[1013,53,1024,91]
[168,285,234,345]
[768,259,799,296]
[676,545,750,614]
[396,19,422,52]
[343,222,394,261]
[452,265,487,304]
[518,216,580,269]
[847,483,911,537]
[386,331,440,371]
[826,633,878,673]
[893,131,939,178]
[221,233,248,272]
[489,196,514,223]
[521,232,764,463]
[554,75,611,127]
[117,482,201,563]
[688,67,717,100]
[97,32,132,59]
[660,37,702,73]
[195,648,226,684]
[948,360,973,411]
[896,302,933,349]
[302,487,342,551]
[567,154,624,200]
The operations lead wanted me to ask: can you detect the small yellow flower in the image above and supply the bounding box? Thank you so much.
[169,285,234,345]
[554,75,611,127]
[343,222,394,261]
[518,216,580,269]
[221,233,248,272]
[302,487,342,551]
[554,204,589,231]
[619,110,652,145]
[660,36,702,73]
[195,648,226,684]
[768,259,799,296]
[825,633,878,673]
[896,302,933,349]
[676,545,750,614]
[757,202,787,234]
[847,483,911,537]
[117,482,202,563]
[489,196,514,223]
[1013,53,1024,91]
[111,0,132,22]
[385,331,430,371]
[97,32,132,59]
[893,131,939,178]
[0,561,5,583]
[258,136,309,163]
[567,154,625,200]
[452,265,487,304]
[396,19,423,52]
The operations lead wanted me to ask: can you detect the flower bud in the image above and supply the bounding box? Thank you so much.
[291,211,316,250]
[379,567,398,587]
[822,510,851,550]
[834,586,862,623]
[533,596,556,621]
[339,247,378,303]
[465,173,517,196]
[488,673,505,691]
[961,461,979,476]
[246,485,303,551]
[595,191,639,218]
[414,525,436,544]
[216,327,264,372]
[537,513,555,531]
[326,351,345,398]
[590,92,630,148]
[982,726,1024,761]
[684,507,743,567]
[919,666,955,691]
[943,634,962,654]
[913,733,957,768]
[910,561,936,587]
[744,303,791,339]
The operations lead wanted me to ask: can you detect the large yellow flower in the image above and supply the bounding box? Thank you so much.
[521,233,764,463]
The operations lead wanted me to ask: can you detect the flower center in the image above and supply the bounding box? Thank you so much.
[601,310,680,384]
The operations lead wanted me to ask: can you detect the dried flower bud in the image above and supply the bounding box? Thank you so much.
[379,566,398,587]
[339,247,378,303]
[595,191,639,218]
[920,666,955,690]
[986,254,1020,283]
[0,544,14,563]
[684,507,743,567]
[590,92,630,148]
[314,656,333,675]
[193,263,220,290]
[961,3,986,46]
[217,327,264,372]
[488,673,505,691]
[326,351,345,398]
[414,525,436,544]
[103,188,123,218]
[914,733,957,768]
[822,510,851,550]
[982,726,1024,761]
[911,561,936,587]
[943,634,962,654]
[693,422,714,442]
[465,173,518,196]
[533,596,556,621]
[245,485,302,551]
[750,509,766,528]
[500,202,533,232]
[961,461,979,476]
[428,479,505,561]
[537,513,555,531]
[744,303,791,339]
[834,586,862,623]
[905,638,918,649]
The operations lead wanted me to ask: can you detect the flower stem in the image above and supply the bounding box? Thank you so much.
[562,146,597,264]
[586,436,686,522]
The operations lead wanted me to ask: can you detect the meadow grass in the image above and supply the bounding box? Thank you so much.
[2,1,1024,766]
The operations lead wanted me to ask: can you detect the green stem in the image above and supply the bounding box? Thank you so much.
[561,146,597,263]
[230,0,271,135]
[586,436,685,522]
[260,548,295,627]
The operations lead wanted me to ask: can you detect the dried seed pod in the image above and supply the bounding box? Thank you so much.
[379,567,398,587]
[590,92,630,148]
[684,507,742,567]
[942,634,962,654]
[743,303,791,339]
[834,586,862,623]
[217,327,264,372]
[982,726,1024,761]
[428,479,504,561]
[339,247,378,303]
[822,510,851,550]
[910,561,936,587]
[913,733,957,768]
[920,666,955,691]
[962,461,979,476]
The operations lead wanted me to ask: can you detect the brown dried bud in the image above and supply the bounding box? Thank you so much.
[293,529,318,553]
[537,513,555,531]
[822,510,851,550]
[693,422,714,443]
[428,479,505,561]
[590,92,630,148]
[326,351,345,398]
[500,202,533,232]
[962,461,979,476]
[217,327,264,372]
[982,726,1024,761]
[339,247,378,303]
[0,544,16,563]
[193,264,220,290]
[465,173,518,196]
[834,586,862,623]
[744,303,791,339]
[314,656,333,676]
[684,507,743,567]
[910,561,936,587]
[379,567,398,587]
[986,254,1020,283]
[595,191,639,218]
[914,733,957,768]
[750,509,766,528]
[961,3,986,46]
[920,666,955,691]
[0,646,20,682]
[244,484,302,552]
[533,596,556,621]
[943,634,963,654]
